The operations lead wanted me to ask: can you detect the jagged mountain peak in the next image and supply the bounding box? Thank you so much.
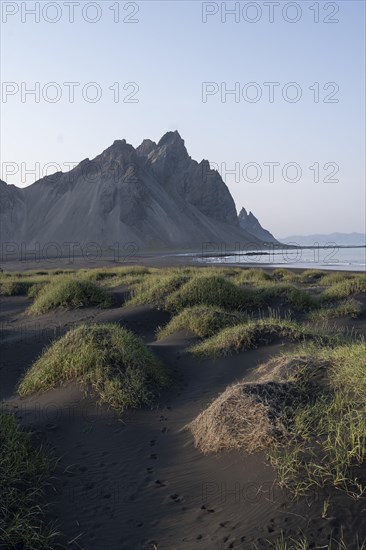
[158,130,184,147]
[239,207,259,222]
[136,138,157,157]
[238,206,277,244]
[0,133,277,249]
[103,139,135,157]
[155,130,189,159]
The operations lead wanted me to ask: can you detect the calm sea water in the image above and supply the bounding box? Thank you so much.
[196,247,366,272]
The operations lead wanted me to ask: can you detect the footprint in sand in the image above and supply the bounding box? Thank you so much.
[170,493,183,503]
[200,505,215,513]
[149,453,158,460]
[149,439,156,446]
[154,479,166,488]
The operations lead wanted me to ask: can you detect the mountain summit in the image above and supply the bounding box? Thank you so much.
[238,207,277,244]
[0,132,277,250]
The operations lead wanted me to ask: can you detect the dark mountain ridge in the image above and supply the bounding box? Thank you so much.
[0,131,277,251]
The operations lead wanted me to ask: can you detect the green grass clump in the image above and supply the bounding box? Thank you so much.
[27,282,48,300]
[323,342,366,403]
[28,278,112,314]
[270,341,366,497]
[272,268,299,283]
[299,269,327,283]
[235,268,272,285]
[0,280,35,296]
[318,272,354,286]
[0,413,59,549]
[309,298,362,320]
[259,283,318,311]
[82,266,152,285]
[157,305,247,339]
[128,272,191,308]
[165,275,247,312]
[18,324,170,412]
[190,318,322,358]
[82,268,119,282]
[155,275,318,314]
[321,277,366,301]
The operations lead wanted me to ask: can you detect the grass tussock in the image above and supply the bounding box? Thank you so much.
[270,341,366,496]
[309,298,362,320]
[189,383,275,454]
[320,277,366,301]
[82,268,119,281]
[190,318,328,358]
[82,266,152,287]
[272,268,299,283]
[28,278,112,314]
[0,280,36,296]
[165,275,245,312]
[0,413,59,549]
[299,269,327,283]
[318,272,355,286]
[189,355,323,454]
[0,269,73,278]
[234,268,272,285]
[157,305,247,339]
[27,282,49,300]
[190,340,366,496]
[127,272,190,308]
[234,280,318,312]
[18,324,169,412]
[257,283,318,311]
[0,273,52,296]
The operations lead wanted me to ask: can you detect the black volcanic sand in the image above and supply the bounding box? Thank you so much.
[1,275,366,549]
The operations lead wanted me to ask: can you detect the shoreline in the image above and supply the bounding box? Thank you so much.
[0,252,365,274]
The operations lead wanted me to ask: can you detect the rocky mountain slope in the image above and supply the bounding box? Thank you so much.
[238,207,277,244]
[0,132,277,251]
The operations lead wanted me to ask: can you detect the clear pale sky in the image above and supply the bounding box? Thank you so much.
[1,0,365,237]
